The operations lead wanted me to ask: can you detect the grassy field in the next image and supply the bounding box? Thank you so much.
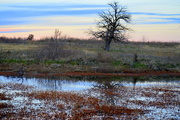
[0,38,180,73]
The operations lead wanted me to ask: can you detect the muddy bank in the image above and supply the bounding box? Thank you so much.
[0,71,180,78]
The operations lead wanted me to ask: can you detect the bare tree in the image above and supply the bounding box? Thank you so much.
[90,2,131,51]
[27,34,34,41]
[54,29,62,40]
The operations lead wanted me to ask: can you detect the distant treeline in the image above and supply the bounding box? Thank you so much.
[0,36,27,43]
[0,36,179,46]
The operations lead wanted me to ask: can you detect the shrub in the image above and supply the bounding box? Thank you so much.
[34,39,74,61]
[111,60,122,66]
[133,62,147,69]
[0,36,26,43]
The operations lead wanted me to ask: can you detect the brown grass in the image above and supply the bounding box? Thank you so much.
[0,82,179,119]
[0,102,13,117]
[28,91,101,107]
[0,103,9,109]
[95,105,144,115]
[0,93,11,100]
[70,105,145,120]
[27,90,146,119]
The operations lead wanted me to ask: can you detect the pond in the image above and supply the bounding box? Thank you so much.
[0,75,180,119]
[0,75,180,91]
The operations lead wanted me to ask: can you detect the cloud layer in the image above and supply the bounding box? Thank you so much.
[0,3,180,27]
[0,1,180,41]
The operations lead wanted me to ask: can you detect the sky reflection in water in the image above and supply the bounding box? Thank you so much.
[0,75,179,91]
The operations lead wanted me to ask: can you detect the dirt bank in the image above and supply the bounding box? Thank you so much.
[0,71,180,78]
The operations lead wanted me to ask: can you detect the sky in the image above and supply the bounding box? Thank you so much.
[0,0,180,42]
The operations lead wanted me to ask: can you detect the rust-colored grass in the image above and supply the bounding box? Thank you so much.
[0,79,179,119]
[0,93,11,100]
[129,100,148,106]
[28,91,87,103]
[95,105,144,116]
[142,91,157,97]
[27,90,146,119]
[0,103,9,109]
[0,103,13,110]
[71,105,145,120]
[1,71,180,78]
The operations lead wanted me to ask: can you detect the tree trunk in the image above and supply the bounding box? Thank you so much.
[105,39,111,51]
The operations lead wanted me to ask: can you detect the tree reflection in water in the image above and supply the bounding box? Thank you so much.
[6,75,25,84]
[36,78,62,91]
[89,77,139,106]
[133,77,138,90]
[92,80,124,106]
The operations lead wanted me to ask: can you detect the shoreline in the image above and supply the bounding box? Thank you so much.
[1,71,180,77]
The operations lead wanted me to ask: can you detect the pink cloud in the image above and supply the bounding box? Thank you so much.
[0,28,18,32]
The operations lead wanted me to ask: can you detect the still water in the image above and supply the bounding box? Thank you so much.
[0,75,179,91]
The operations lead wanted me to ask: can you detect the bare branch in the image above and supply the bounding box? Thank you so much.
[89,1,132,50]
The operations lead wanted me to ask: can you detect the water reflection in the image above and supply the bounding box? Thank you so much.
[93,81,123,105]
[0,75,180,92]
[0,76,95,91]
[132,77,138,91]
[88,76,180,106]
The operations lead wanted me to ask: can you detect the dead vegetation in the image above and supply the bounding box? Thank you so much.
[0,93,11,100]
[0,81,179,119]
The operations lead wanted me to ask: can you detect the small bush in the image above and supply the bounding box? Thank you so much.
[96,52,114,63]
[111,60,122,66]
[133,62,147,69]
[44,60,66,65]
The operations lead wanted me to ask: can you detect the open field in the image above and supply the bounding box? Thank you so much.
[0,38,180,74]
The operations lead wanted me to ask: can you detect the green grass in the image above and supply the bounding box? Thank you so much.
[111,60,122,66]
[44,60,66,65]
[133,62,148,69]
[0,59,68,65]
[0,59,38,64]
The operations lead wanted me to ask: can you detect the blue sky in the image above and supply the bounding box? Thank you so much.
[0,0,180,41]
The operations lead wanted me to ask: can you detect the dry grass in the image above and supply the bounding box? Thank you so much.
[0,92,14,119]
[0,81,179,119]
[0,103,9,109]
[0,43,38,51]
[0,39,180,73]
[0,93,11,100]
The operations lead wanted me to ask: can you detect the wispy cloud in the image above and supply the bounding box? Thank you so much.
[0,3,106,26]
[0,19,27,26]
[0,3,106,17]
[132,12,180,16]
[132,12,180,24]
[0,28,51,33]
[9,4,107,10]
[0,3,180,27]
